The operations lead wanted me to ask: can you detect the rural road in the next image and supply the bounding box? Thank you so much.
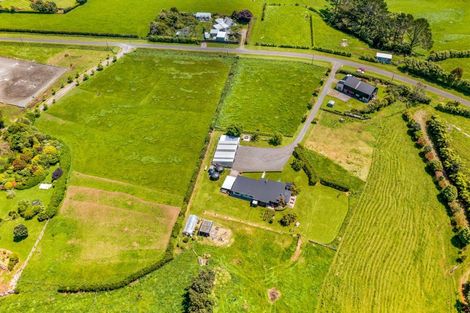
[1,36,468,106]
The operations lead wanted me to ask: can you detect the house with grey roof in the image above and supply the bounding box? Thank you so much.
[221,175,292,207]
[336,75,378,102]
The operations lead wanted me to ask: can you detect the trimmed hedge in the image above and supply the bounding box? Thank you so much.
[45,140,71,218]
[15,172,48,190]
[293,146,319,185]
[428,50,470,62]
[148,35,200,44]
[436,101,470,118]
[254,42,352,57]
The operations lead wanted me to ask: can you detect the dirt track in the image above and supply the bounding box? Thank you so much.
[0,56,66,107]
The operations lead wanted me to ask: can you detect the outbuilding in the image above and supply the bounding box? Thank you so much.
[376,52,393,64]
[336,75,378,103]
[198,219,213,237]
[194,12,212,21]
[213,135,240,167]
[183,215,199,236]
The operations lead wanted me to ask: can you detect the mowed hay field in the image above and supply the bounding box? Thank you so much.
[387,0,470,50]
[251,5,312,47]
[36,49,232,206]
[217,58,326,136]
[317,109,457,312]
[15,186,179,289]
[0,0,264,37]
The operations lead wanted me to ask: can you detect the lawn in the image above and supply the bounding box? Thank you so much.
[0,221,335,312]
[251,5,313,47]
[14,185,179,289]
[317,105,458,312]
[0,0,264,37]
[304,110,376,181]
[190,133,349,244]
[217,57,327,136]
[0,0,76,10]
[387,0,470,50]
[437,58,470,80]
[36,49,232,206]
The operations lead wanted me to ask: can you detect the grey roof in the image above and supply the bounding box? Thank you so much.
[342,75,377,96]
[231,176,291,204]
[183,215,198,235]
[199,220,213,234]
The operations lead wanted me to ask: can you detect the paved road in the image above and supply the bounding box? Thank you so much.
[1,37,468,106]
[232,63,340,172]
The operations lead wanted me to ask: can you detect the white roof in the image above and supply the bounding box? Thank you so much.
[217,22,229,29]
[39,183,53,190]
[215,18,224,24]
[376,52,392,59]
[216,31,227,38]
[221,175,237,190]
[195,12,211,17]
[219,135,240,144]
[214,150,236,159]
[216,143,238,151]
[214,24,223,30]
[183,215,199,235]
[210,28,218,35]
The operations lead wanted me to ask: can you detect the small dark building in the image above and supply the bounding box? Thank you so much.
[199,219,213,237]
[336,75,378,103]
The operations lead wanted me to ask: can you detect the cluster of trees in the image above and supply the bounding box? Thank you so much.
[427,116,470,210]
[280,213,297,226]
[0,118,61,190]
[359,83,430,114]
[400,58,469,94]
[231,9,253,24]
[226,124,242,137]
[30,0,58,13]
[403,112,470,248]
[428,49,470,62]
[436,101,470,118]
[17,199,47,221]
[326,0,432,53]
[185,269,216,313]
[269,132,283,146]
[148,8,199,37]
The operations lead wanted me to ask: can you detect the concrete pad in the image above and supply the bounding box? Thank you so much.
[232,145,293,172]
[0,56,67,107]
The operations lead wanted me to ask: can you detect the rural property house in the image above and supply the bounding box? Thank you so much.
[221,176,292,207]
[336,75,378,103]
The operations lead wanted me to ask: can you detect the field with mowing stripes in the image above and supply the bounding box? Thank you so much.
[316,107,457,313]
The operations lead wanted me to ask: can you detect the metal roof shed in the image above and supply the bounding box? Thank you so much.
[221,175,237,192]
[198,220,213,237]
[183,215,199,236]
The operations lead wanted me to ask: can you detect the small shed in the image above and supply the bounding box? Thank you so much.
[183,215,199,236]
[376,52,392,64]
[198,219,213,237]
[194,12,212,21]
[221,175,237,193]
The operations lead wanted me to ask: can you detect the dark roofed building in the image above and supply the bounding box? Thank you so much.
[229,176,291,207]
[336,75,378,102]
[198,219,213,237]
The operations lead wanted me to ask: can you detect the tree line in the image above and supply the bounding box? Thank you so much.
[428,49,470,62]
[436,101,470,118]
[325,0,432,54]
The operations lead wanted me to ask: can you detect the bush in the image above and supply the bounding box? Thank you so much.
[269,132,283,146]
[291,159,303,172]
[13,224,28,241]
[232,9,253,24]
[440,185,458,202]
[7,254,19,271]
[185,269,216,313]
[459,228,470,246]
[436,101,470,118]
[226,124,242,137]
[45,141,71,218]
[279,213,297,227]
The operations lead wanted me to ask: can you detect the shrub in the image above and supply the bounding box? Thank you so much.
[428,160,443,172]
[251,132,259,142]
[441,185,458,202]
[186,269,216,313]
[291,159,303,172]
[13,224,28,241]
[7,254,19,271]
[96,63,104,71]
[6,190,15,199]
[261,209,275,223]
[279,213,297,227]
[269,132,283,146]
[226,124,242,137]
[232,9,253,24]
[459,228,470,246]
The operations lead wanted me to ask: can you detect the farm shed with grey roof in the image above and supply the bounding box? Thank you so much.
[198,220,213,237]
[183,214,199,236]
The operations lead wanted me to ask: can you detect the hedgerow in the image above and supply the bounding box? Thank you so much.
[45,140,71,218]
[428,49,470,62]
[436,101,470,118]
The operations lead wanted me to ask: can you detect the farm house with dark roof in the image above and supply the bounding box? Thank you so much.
[336,75,378,102]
